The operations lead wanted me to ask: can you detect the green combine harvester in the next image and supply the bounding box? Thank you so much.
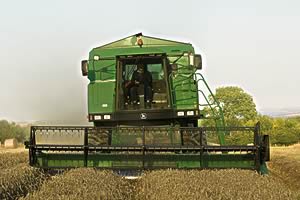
[25,33,270,174]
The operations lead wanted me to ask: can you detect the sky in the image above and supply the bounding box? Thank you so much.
[0,0,300,121]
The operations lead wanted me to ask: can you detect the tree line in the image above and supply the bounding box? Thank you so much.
[202,86,300,146]
[0,120,29,144]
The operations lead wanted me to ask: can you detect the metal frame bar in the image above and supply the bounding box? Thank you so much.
[25,124,266,172]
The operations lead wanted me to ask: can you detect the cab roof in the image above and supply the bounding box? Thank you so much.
[90,33,195,58]
[94,33,191,49]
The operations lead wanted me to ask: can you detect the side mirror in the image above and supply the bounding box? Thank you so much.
[81,60,88,76]
[194,54,202,70]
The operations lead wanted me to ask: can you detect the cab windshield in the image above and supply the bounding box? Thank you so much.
[117,56,170,110]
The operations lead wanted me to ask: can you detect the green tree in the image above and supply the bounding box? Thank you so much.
[215,87,257,125]
[270,118,300,145]
[202,86,258,127]
[0,120,12,143]
[201,86,300,145]
[256,115,273,133]
[0,120,29,144]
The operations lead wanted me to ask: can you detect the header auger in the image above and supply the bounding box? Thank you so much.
[25,33,270,174]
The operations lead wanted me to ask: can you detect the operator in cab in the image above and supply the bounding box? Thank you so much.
[129,64,153,108]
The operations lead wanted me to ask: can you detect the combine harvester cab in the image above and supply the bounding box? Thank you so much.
[25,33,270,174]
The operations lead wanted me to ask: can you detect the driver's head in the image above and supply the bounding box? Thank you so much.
[137,64,144,73]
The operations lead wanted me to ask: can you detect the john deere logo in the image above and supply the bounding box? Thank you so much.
[140,113,147,119]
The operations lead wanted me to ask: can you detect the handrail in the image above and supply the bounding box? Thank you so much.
[195,73,226,144]
[168,70,226,144]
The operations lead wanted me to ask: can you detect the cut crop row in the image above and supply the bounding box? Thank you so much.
[0,152,28,169]
[0,164,46,200]
[22,168,134,200]
[135,169,297,200]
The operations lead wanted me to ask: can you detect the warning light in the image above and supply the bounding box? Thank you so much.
[136,33,143,47]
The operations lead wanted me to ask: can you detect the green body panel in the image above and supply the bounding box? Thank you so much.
[88,82,115,113]
[87,34,197,114]
[90,45,194,59]
[169,55,198,109]
[88,59,116,114]
[88,59,116,81]
[35,153,256,171]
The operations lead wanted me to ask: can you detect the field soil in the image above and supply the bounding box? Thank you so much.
[269,144,300,193]
[0,145,299,200]
[0,146,26,153]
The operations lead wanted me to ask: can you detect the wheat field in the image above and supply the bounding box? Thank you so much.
[0,145,299,200]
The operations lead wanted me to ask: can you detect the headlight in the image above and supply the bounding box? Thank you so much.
[187,111,194,116]
[189,54,194,66]
[104,115,111,120]
[177,111,184,116]
[94,115,101,120]
[93,55,100,60]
